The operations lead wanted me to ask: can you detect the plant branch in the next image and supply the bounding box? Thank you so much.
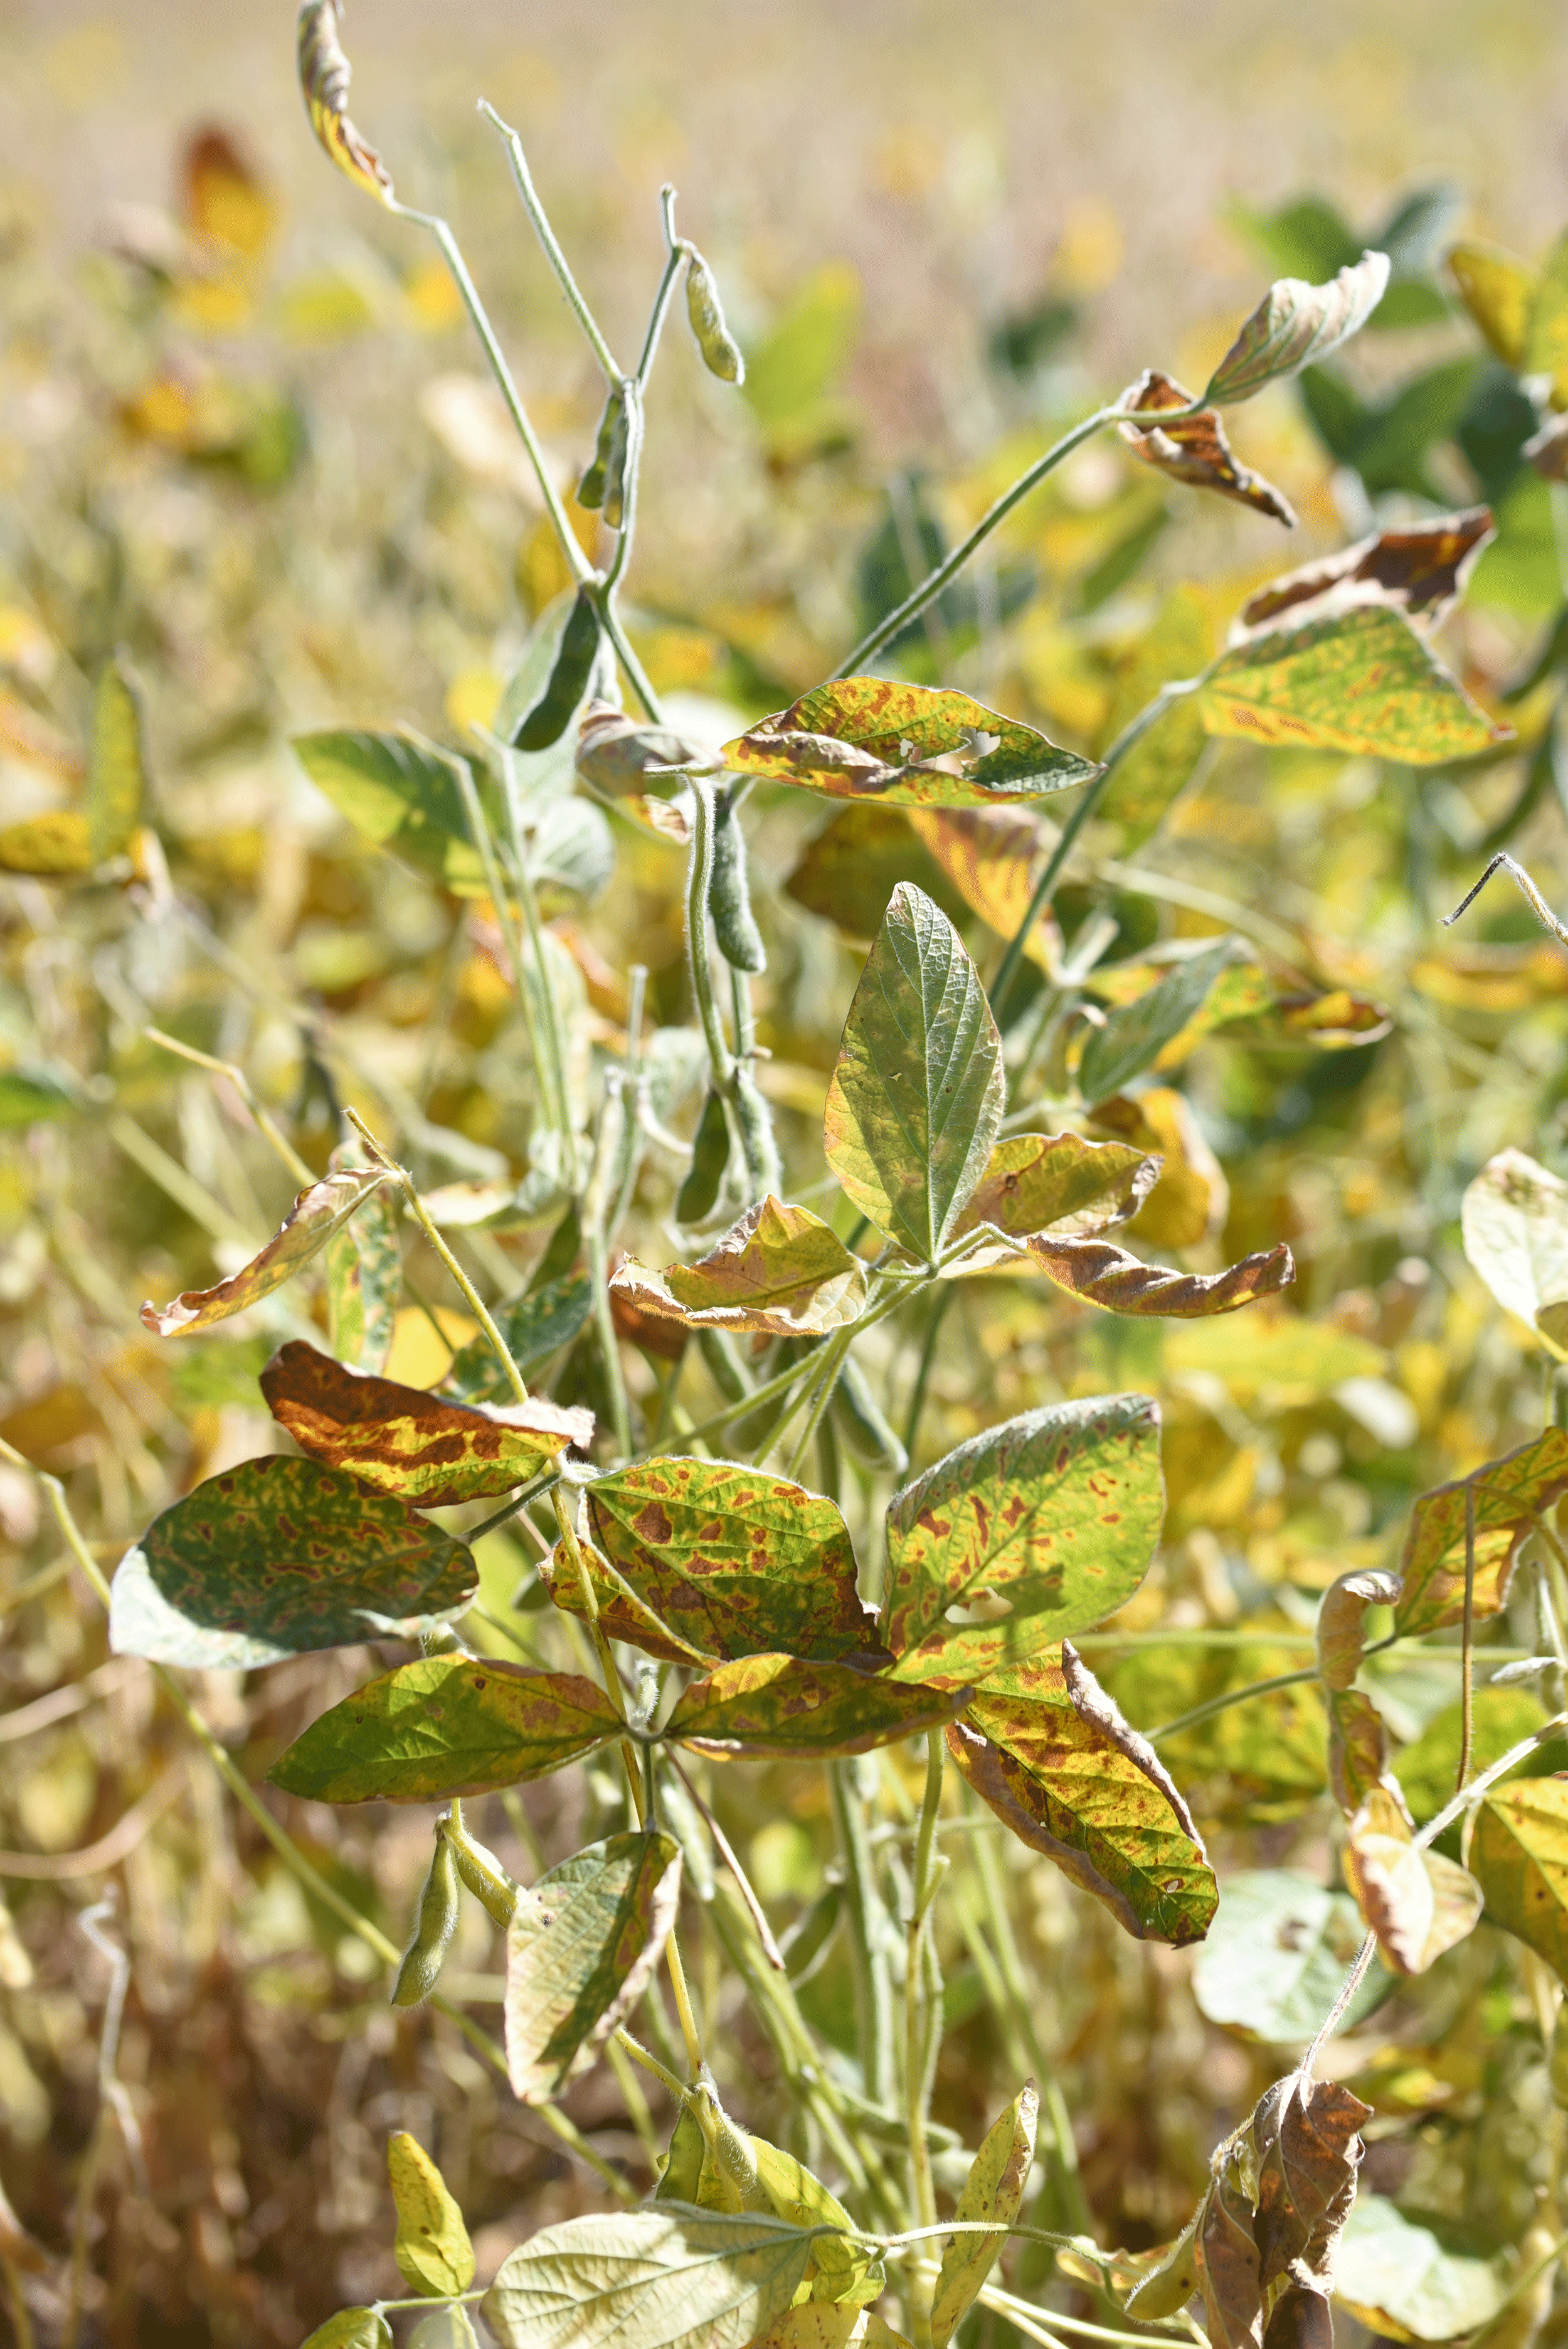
[478,102,623,380]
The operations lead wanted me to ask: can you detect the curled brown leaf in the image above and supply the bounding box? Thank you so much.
[1237,509,1495,636]
[1025,1232,1295,1318]
[1118,371,1296,526]
[140,1168,393,1337]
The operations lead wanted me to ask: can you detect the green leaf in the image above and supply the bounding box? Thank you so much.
[505,1831,683,2101]
[1316,1568,1403,1689]
[1449,239,1538,368]
[784,805,975,941]
[665,1655,968,1757]
[882,1396,1163,1689]
[675,1090,732,1224]
[528,794,615,906]
[1163,1308,1385,1396]
[1190,1870,1392,2040]
[267,1655,621,1802]
[1201,603,1505,764]
[323,1152,400,1374]
[1093,586,1214,852]
[292,728,494,894]
[751,2306,912,2349]
[723,679,1099,808]
[442,1273,594,1404]
[389,2131,474,2298]
[750,2141,884,2306]
[1394,1431,1568,1637]
[1230,194,1362,284]
[1078,939,1239,1104]
[1471,1779,1568,1980]
[260,1340,589,1507]
[481,2207,815,2349]
[946,1646,1216,1944]
[1203,250,1390,404]
[946,1129,1158,1275]
[1334,2195,1510,2343]
[574,1456,875,1665]
[0,1064,80,1127]
[742,260,862,434]
[299,2313,393,2349]
[0,812,95,876]
[88,654,148,863]
[930,2084,1039,2348]
[824,883,1004,1263]
[108,1456,476,1670]
[139,1166,393,1337]
[611,1199,868,1339]
[1462,1148,1568,1354]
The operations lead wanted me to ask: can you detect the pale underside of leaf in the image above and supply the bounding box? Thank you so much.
[1236,509,1495,635]
[1117,370,1296,526]
[480,2206,815,2349]
[930,2082,1039,2348]
[1024,1231,1295,1318]
[1204,250,1391,405]
[505,1832,683,2102]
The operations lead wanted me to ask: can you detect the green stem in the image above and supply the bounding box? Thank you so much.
[973,1825,1092,2238]
[511,856,580,1194]
[832,1761,896,2109]
[582,1073,635,1459]
[906,1732,945,2239]
[1148,1663,1320,1744]
[637,192,686,384]
[478,102,623,380]
[451,750,569,1175]
[785,1323,860,1478]
[901,1286,953,1463]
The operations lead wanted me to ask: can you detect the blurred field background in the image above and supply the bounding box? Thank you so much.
[7,1,1568,2344]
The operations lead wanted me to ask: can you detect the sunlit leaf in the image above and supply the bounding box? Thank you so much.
[751,2309,911,2349]
[951,1646,1215,1941]
[1191,1870,1392,2040]
[1204,250,1390,404]
[749,2140,883,2306]
[1202,603,1506,763]
[292,728,494,894]
[389,2131,474,2298]
[824,883,1004,1262]
[1078,938,1239,1103]
[1025,1231,1295,1319]
[482,2208,815,2349]
[1462,1148,1568,1354]
[905,803,1056,965]
[1327,1686,1393,1818]
[665,1655,968,1757]
[88,654,148,864]
[300,2311,393,2349]
[1236,510,1495,635]
[0,812,94,876]
[268,1655,621,1803]
[1394,1430,1568,1638]
[1448,239,1538,368]
[324,1149,400,1374]
[945,1128,1158,1274]
[259,1340,588,1507]
[108,1456,475,1670]
[505,1831,682,2101]
[1116,371,1296,524]
[1335,2194,1511,2343]
[1471,1778,1568,1980]
[1342,1787,1483,1975]
[140,1165,392,1337]
[930,2084,1039,2347]
[1317,1567,1404,1689]
[610,1199,868,1337]
[723,679,1099,808]
[297,0,394,204]
[442,1273,594,1403]
[883,1395,1163,1688]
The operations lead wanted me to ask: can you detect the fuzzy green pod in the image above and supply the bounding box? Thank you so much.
[831,1354,909,1476]
[512,589,602,752]
[576,383,632,528]
[708,794,766,974]
[446,1817,521,1929]
[675,1089,731,1224]
[684,251,746,384]
[390,1820,461,2008]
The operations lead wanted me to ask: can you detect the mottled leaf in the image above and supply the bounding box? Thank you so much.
[723,678,1099,807]
[1463,1148,1568,1354]
[505,1831,682,2102]
[946,1646,1216,1943]
[292,728,494,894]
[260,1340,588,1507]
[1317,1568,1404,1689]
[1334,2194,1511,2343]
[389,2131,474,2298]
[1202,603,1505,763]
[481,2208,815,2349]
[610,1199,867,1339]
[824,883,1004,1262]
[1116,370,1296,524]
[268,1655,621,1803]
[1204,250,1390,404]
[905,803,1056,965]
[665,1655,969,1758]
[1448,239,1537,367]
[297,0,394,203]
[1249,2074,1368,2287]
[88,654,148,862]
[930,2084,1039,2348]
[1237,509,1495,635]
[1343,1788,1483,1975]
[1024,1231,1295,1320]
[1194,2141,1263,2349]
[1471,1778,1568,1980]
[1191,1870,1391,2040]
[1395,1431,1568,1638]
[1078,938,1239,1104]
[442,1274,594,1403]
[108,1456,475,1670]
[140,1167,391,1337]
[324,1150,400,1374]
[1327,1687,1393,1817]
[946,1129,1159,1275]
[883,1395,1163,1688]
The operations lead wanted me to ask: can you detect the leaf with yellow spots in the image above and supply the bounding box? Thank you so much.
[723,678,1099,807]
[945,1129,1159,1275]
[1202,604,1506,764]
[666,1655,970,1757]
[610,1198,868,1339]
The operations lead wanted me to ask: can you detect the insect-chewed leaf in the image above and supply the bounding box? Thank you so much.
[1342,1788,1483,1976]
[665,1655,968,1758]
[140,1167,391,1337]
[946,1131,1159,1274]
[1463,1149,1568,1355]
[1317,1567,1404,1689]
[751,2309,912,2349]
[610,1199,868,1339]
[749,2140,884,2306]
[1023,1230,1295,1320]
[1249,2072,1369,2289]
[442,1273,595,1404]
[825,883,1004,1263]
[292,728,494,894]
[480,2207,815,2349]
[1191,1870,1391,2041]
[388,2131,474,2298]
[722,678,1099,807]
[1333,2193,1512,2345]
[946,1646,1216,1943]
[108,1456,475,1670]
[930,2084,1039,2348]
[883,1395,1163,1688]
[1327,1687,1393,1818]
[297,0,394,203]
[1078,938,1240,1105]
[260,1340,588,1507]
[1202,603,1506,764]
[323,1149,400,1374]
[505,1831,682,2102]
[1204,249,1389,405]
[1448,239,1537,366]
[1236,509,1494,636]
[0,812,95,876]
[904,803,1056,963]
[88,655,148,863]
[575,699,706,797]
[300,2313,393,2349]
[1470,1779,1568,1979]
[1116,371,1296,526]
[1395,1430,1568,1638]
[575,1456,875,1665]
[268,1655,621,1803]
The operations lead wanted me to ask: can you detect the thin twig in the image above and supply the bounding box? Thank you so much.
[1444,852,1568,949]
[1459,1482,1477,1796]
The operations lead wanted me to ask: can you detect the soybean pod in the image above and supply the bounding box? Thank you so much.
[684,251,746,384]
[708,790,766,974]
[390,1817,462,2008]
[675,1088,731,1224]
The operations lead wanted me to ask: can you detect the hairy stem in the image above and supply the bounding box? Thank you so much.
[479,102,623,380]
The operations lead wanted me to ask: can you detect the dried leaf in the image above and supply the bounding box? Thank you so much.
[505,1831,683,2101]
[610,1199,868,1337]
[1394,1431,1568,1638]
[723,678,1099,808]
[1249,2071,1369,2284]
[1463,1149,1568,1355]
[930,2084,1039,2346]
[665,1654,970,1758]
[481,2208,815,2349]
[1205,250,1391,404]
[1343,1789,1484,1975]
[1317,1568,1404,1689]
[1116,370,1296,524]
[1236,510,1495,635]
[1470,1778,1568,1980]
[1448,239,1538,367]
[1195,2146,1264,2349]
[1202,603,1507,764]
[297,0,394,204]
[575,699,706,796]
[1024,1231,1295,1319]
[905,802,1057,964]
[140,1167,392,1337]
[1327,1687,1394,1817]
[946,1128,1159,1274]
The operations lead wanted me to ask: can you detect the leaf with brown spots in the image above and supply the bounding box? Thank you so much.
[1116,371,1296,526]
[882,1394,1165,1689]
[506,1831,683,2102]
[609,1199,868,1339]
[140,1167,393,1337]
[1395,1431,1568,1638]
[1201,604,1506,765]
[930,2084,1039,2347]
[665,1654,970,1758]
[1327,1687,1394,1818]
[1249,2072,1369,2288]
[1236,509,1494,635]
[723,677,1099,807]
[268,1654,622,1803]
[575,1456,876,1665]
[107,1455,476,1670]
[1342,1788,1483,1975]
[946,1645,1217,1943]
[1317,1567,1404,1689]
[945,1130,1160,1275]
[259,1340,589,1507]
[1025,1232,1295,1319]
